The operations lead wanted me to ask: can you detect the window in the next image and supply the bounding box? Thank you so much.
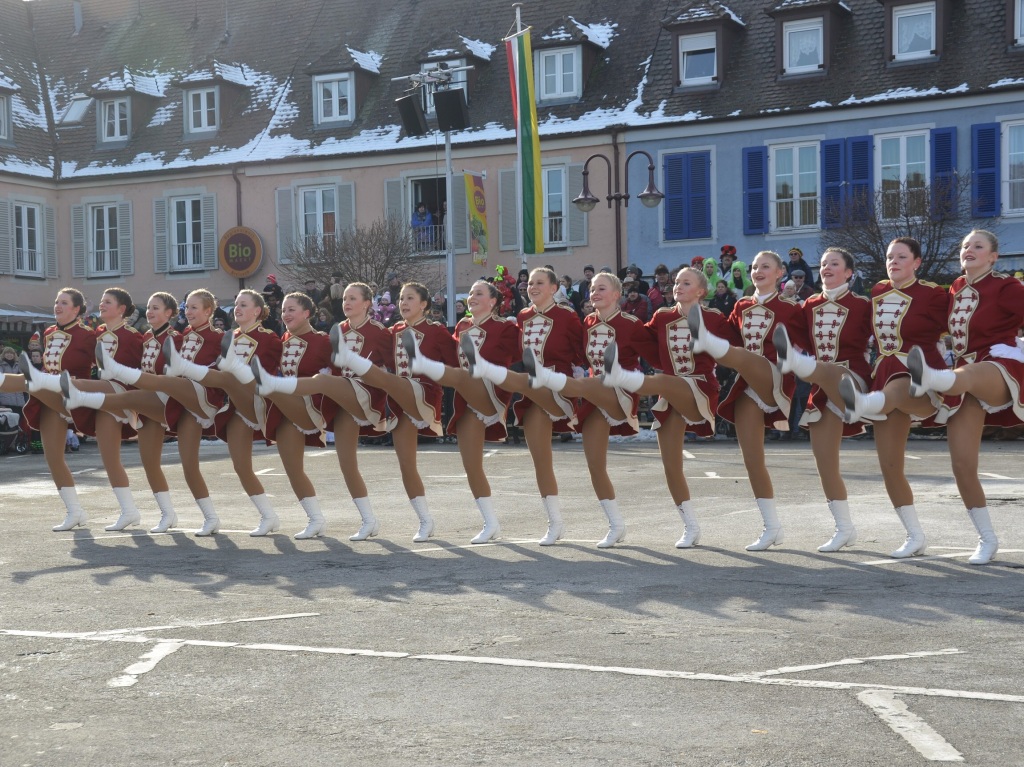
[678,32,716,86]
[771,144,819,230]
[664,151,712,241]
[1008,122,1024,213]
[101,98,129,141]
[892,2,935,61]
[420,60,466,115]
[542,167,566,246]
[89,204,120,274]
[186,87,218,132]
[14,202,42,276]
[0,95,8,141]
[59,96,92,126]
[877,132,928,218]
[783,19,823,73]
[313,74,352,125]
[171,197,205,270]
[536,48,579,101]
[301,186,338,248]
[1017,0,1024,45]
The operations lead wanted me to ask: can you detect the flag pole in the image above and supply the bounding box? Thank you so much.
[513,3,526,270]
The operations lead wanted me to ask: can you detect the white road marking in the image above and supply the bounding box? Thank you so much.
[307,450,335,458]
[749,649,962,678]
[108,640,184,688]
[979,472,1012,479]
[253,468,277,475]
[683,450,695,459]
[905,455,921,460]
[484,449,498,458]
[858,690,964,762]
[855,551,1024,566]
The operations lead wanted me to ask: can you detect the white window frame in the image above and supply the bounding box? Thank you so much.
[170,195,205,272]
[542,166,566,247]
[300,186,338,248]
[535,47,580,101]
[783,18,824,74]
[770,143,820,232]
[1005,120,1024,215]
[88,203,120,276]
[101,98,129,142]
[13,202,43,277]
[876,130,930,220]
[0,95,9,141]
[313,73,353,125]
[1017,0,1024,46]
[186,87,218,132]
[678,32,717,86]
[892,2,936,62]
[420,59,466,115]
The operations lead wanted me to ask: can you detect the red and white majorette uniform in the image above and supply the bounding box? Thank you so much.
[937,270,1024,426]
[23,318,98,432]
[134,322,179,431]
[448,314,522,442]
[263,327,337,446]
[578,309,660,437]
[90,321,145,436]
[336,316,391,436]
[794,285,873,436]
[387,317,458,437]
[717,291,803,429]
[869,277,948,423]
[511,302,586,433]
[163,321,225,431]
[213,324,283,441]
[645,304,731,439]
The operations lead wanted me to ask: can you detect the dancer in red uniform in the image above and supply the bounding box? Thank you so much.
[688,250,803,550]
[772,247,873,552]
[403,279,521,543]
[525,272,658,547]
[460,267,585,545]
[329,282,458,542]
[252,283,390,541]
[602,266,728,547]
[839,237,948,557]
[20,287,148,531]
[906,230,1024,564]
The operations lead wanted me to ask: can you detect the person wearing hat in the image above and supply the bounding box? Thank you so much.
[785,248,816,287]
[790,270,814,301]
[719,245,738,279]
[623,264,650,294]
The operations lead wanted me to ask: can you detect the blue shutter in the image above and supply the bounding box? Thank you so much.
[820,139,844,229]
[846,136,872,224]
[971,123,1000,218]
[687,152,712,239]
[930,127,957,220]
[663,154,686,241]
[742,147,767,234]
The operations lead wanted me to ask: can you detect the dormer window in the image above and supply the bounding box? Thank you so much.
[1016,0,1024,45]
[678,32,717,86]
[892,2,935,61]
[420,59,466,115]
[783,19,823,73]
[663,2,744,90]
[536,47,580,101]
[101,98,129,141]
[186,87,218,132]
[313,73,353,125]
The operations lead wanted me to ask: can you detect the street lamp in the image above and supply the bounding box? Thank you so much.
[572,149,664,212]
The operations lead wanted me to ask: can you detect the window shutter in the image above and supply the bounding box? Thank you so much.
[201,194,217,271]
[663,154,686,241]
[820,139,844,229]
[971,123,1000,218]
[337,182,355,233]
[742,147,767,235]
[275,187,295,264]
[71,204,86,278]
[930,127,957,220]
[0,200,11,275]
[450,173,469,253]
[566,163,587,246]
[153,198,169,273]
[44,205,57,278]
[687,152,712,239]
[499,168,519,251]
[384,178,404,224]
[117,201,134,276]
[846,136,872,224]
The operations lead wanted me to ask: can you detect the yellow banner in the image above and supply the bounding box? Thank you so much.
[465,173,489,266]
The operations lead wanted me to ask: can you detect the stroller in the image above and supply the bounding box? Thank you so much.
[0,410,28,455]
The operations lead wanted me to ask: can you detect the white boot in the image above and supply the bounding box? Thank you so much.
[596,498,626,548]
[404,330,446,381]
[818,499,857,552]
[523,347,567,392]
[150,491,178,533]
[60,372,106,410]
[295,496,327,539]
[687,305,730,359]
[53,487,87,531]
[163,337,210,380]
[908,345,956,397]
[330,323,371,374]
[675,500,701,548]
[839,375,885,423]
[349,496,380,541]
[460,333,507,385]
[94,341,141,384]
[249,493,280,536]
[194,497,220,536]
[105,487,142,531]
[214,335,253,384]
[19,352,62,393]
[252,357,297,396]
[538,495,564,546]
[471,496,500,544]
[410,496,434,542]
[891,504,927,557]
[746,498,783,551]
[966,506,998,565]
[602,342,645,392]
[773,325,817,379]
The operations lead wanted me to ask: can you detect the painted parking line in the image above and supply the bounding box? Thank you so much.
[858,690,964,762]
[748,648,963,678]
[108,640,184,688]
[859,550,1024,566]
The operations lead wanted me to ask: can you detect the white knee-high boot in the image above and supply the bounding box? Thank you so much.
[349,496,379,541]
[150,491,178,533]
[194,497,220,536]
[891,505,926,558]
[471,496,500,544]
[746,498,783,551]
[295,496,326,539]
[675,500,701,548]
[249,493,280,536]
[596,498,626,548]
[53,487,87,531]
[106,487,142,531]
[966,506,998,565]
[818,499,856,552]
[410,496,433,542]
[539,495,564,546]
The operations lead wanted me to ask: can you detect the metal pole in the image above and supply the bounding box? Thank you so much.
[445,130,456,327]
[513,3,526,271]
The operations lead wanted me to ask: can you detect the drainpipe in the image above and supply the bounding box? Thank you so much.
[611,129,622,274]
[231,166,244,290]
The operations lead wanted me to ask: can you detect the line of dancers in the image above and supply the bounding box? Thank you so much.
[0,230,1020,564]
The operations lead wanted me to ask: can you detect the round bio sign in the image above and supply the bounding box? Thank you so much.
[219,226,263,278]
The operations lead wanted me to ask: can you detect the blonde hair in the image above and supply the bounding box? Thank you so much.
[754,250,784,270]
[966,229,999,251]
[678,266,708,294]
[592,272,622,294]
[187,289,217,312]
[237,288,270,321]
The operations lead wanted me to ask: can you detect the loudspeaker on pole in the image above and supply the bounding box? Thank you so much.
[433,88,469,132]
[396,94,428,136]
